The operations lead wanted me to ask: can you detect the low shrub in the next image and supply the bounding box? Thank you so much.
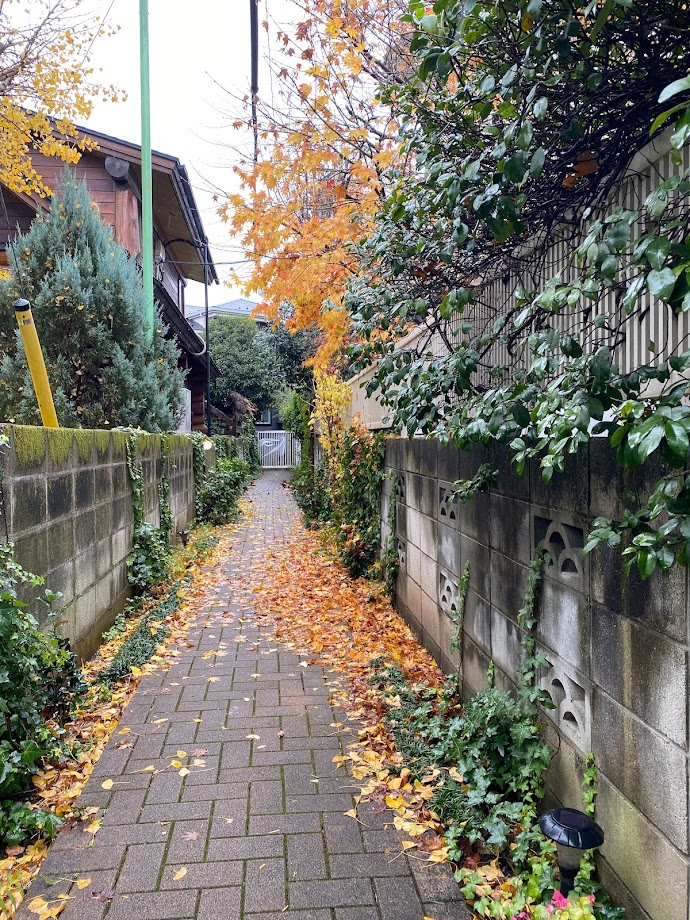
[0,546,84,845]
[126,522,170,591]
[197,456,251,525]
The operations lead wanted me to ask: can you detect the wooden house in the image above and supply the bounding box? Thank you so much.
[0,127,219,431]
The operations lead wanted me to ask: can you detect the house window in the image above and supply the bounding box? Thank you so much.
[258,409,272,425]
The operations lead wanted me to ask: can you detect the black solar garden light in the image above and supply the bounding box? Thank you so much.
[538,807,605,897]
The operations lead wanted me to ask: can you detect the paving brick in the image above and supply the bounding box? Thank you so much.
[249,813,321,836]
[106,890,198,920]
[197,886,242,920]
[116,843,166,892]
[330,853,412,878]
[165,818,211,863]
[287,832,328,881]
[138,800,212,823]
[243,857,287,912]
[246,913,330,920]
[289,878,375,909]
[374,876,425,920]
[206,834,285,861]
[286,793,354,813]
[323,813,365,854]
[249,779,284,814]
[160,860,243,889]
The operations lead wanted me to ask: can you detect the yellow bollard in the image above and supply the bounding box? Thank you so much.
[13,298,59,428]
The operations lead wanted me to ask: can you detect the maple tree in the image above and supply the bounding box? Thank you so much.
[219,0,409,365]
[0,0,120,198]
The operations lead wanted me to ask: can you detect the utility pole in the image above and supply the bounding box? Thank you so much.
[140,0,154,341]
[250,0,259,162]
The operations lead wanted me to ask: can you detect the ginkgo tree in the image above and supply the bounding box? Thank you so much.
[219,0,409,365]
[0,0,120,198]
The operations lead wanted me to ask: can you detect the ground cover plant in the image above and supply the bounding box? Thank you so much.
[0,521,224,917]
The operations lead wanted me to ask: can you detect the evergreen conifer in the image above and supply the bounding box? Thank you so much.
[0,171,184,430]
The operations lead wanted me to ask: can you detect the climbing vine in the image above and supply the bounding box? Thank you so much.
[517,550,552,712]
[125,434,171,590]
[381,484,399,596]
[449,561,470,653]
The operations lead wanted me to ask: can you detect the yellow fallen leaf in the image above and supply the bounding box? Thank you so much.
[401,840,417,850]
[28,897,48,913]
[131,666,142,676]
[170,760,182,769]
[118,728,132,735]
[173,867,187,881]
[75,878,92,890]
[101,779,113,790]
[245,734,260,740]
[176,750,187,758]
[84,820,101,835]
[178,767,189,777]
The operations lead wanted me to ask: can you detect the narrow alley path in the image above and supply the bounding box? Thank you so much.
[19,473,469,920]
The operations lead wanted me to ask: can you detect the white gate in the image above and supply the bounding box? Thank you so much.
[257,431,301,469]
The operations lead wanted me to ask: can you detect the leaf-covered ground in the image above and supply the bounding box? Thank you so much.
[248,525,454,863]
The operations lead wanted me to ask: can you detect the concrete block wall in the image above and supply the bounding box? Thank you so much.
[383,435,689,920]
[0,425,196,660]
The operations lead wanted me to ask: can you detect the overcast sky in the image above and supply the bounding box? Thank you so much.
[84,0,293,307]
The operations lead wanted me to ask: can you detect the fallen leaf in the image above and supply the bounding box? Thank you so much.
[91,889,114,904]
[101,779,113,790]
[76,878,92,890]
[173,867,187,881]
[178,767,190,777]
[182,831,199,841]
[84,820,101,835]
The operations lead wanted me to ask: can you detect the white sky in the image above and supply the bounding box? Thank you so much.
[83,0,294,307]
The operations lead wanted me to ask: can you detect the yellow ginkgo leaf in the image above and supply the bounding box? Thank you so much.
[173,867,187,881]
[170,760,182,769]
[178,767,189,777]
[27,896,48,913]
[101,779,113,790]
[75,878,92,890]
[84,820,101,835]
[176,750,187,758]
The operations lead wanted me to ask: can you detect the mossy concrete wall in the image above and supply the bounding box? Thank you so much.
[383,436,689,920]
[0,425,196,660]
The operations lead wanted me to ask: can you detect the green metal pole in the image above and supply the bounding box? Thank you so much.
[139,0,154,342]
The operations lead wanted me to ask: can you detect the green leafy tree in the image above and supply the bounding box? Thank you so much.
[0,171,184,430]
[256,320,320,394]
[349,0,690,577]
[209,315,285,413]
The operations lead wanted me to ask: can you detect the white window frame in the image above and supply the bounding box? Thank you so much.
[257,408,272,425]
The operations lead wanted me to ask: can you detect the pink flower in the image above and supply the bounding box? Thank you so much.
[552,891,570,909]
[588,895,595,904]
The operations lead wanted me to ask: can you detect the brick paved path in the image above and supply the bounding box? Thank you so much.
[19,472,470,920]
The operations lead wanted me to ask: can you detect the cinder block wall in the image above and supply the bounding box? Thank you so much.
[383,436,689,920]
[0,425,196,660]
